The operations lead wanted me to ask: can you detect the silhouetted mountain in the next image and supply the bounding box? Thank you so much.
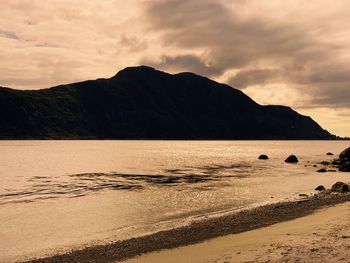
[0,66,332,139]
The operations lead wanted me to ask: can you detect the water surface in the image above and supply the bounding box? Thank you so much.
[0,140,349,262]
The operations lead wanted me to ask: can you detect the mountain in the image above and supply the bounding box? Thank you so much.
[0,66,332,139]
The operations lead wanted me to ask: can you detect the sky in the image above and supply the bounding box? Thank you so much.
[1,0,350,136]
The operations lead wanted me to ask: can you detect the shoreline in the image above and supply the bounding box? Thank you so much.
[25,192,350,263]
[125,202,350,263]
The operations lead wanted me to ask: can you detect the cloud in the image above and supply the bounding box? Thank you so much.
[0,0,350,135]
[227,69,281,89]
[120,35,148,52]
[0,0,147,89]
[144,0,323,69]
[142,54,223,77]
[143,0,350,109]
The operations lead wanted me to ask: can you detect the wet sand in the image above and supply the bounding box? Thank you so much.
[25,193,350,263]
[125,201,350,263]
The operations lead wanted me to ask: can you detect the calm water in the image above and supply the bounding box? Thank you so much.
[0,140,349,262]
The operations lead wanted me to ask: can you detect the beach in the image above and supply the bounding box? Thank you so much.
[125,200,350,263]
[26,193,350,263]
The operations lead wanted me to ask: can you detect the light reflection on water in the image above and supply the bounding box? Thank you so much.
[0,163,254,205]
[0,140,349,262]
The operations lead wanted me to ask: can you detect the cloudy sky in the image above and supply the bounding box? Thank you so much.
[1,0,350,136]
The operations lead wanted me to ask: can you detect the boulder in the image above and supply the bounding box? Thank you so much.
[331,182,349,193]
[285,155,299,163]
[339,158,349,164]
[317,168,327,173]
[320,161,330,165]
[325,189,332,194]
[339,147,350,159]
[258,154,269,160]
[339,161,350,172]
[331,159,340,165]
[315,185,326,191]
[326,152,334,156]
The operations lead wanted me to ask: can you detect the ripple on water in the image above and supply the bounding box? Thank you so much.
[0,163,253,205]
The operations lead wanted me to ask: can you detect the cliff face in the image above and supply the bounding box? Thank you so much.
[0,66,332,139]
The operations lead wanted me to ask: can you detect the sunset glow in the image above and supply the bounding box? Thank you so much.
[1,0,350,136]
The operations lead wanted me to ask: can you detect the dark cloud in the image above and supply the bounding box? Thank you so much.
[143,0,350,108]
[144,0,321,70]
[142,54,222,77]
[227,69,281,89]
[120,35,148,52]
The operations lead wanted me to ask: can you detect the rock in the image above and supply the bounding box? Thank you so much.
[317,168,327,173]
[339,161,350,172]
[285,155,299,163]
[331,159,340,165]
[326,152,334,156]
[299,193,308,197]
[313,165,318,167]
[320,161,330,165]
[258,154,269,160]
[339,147,350,159]
[331,182,349,193]
[339,158,349,164]
[315,185,326,191]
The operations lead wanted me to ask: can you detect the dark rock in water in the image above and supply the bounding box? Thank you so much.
[258,154,269,160]
[317,168,327,173]
[340,147,350,159]
[285,155,299,163]
[331,182,349,193]
[326,152,334,156]
[331,159,340,165]
[320,161,330,165]
[315,185,326,191]
[329,148,350,172]
[339,158,349,164]
[339,161,350,172]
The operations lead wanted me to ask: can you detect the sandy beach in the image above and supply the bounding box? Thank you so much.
[125,201,350,263]
[26,193,350,263]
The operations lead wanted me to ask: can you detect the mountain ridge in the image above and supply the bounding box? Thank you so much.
[0,66,333,139]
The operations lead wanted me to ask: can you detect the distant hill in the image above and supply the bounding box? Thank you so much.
[0,66,332,139]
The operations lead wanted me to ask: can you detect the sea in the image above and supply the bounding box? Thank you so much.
[0,140,349,262]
